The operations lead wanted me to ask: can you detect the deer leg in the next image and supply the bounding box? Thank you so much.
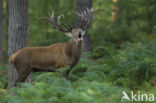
[14,70,30,86]
[14,63,31,86]
[66,67,73,79]
[16,70,30,82]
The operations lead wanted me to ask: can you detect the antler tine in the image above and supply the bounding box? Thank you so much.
[75,11,84,18]
[41,10,73,33]
[83,8,96,30]
[84,8,95,29]
[75,11,86,28]
[76,8,98,30]
[57,14,73,31]
[57,14,64,25]
[51,10,54,18]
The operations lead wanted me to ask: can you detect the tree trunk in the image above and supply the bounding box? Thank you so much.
[75,0,92,52]
[7,0,31,89]
[0,0,3,65]
[112,0,123,24]
[146,4,153,35]
[6,0,8,60]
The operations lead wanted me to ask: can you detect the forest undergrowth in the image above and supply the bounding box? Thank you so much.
[0,37,156,103]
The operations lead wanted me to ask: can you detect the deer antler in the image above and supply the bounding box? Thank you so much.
[76,8,98,30]
[41,11,73,33]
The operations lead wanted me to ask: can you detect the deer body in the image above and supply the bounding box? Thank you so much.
[9,8,97,84]
[10,38,83,72]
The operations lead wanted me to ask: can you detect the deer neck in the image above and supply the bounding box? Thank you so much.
[65,39,83,65]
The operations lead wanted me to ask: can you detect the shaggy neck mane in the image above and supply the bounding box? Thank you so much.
[65,39,83,66]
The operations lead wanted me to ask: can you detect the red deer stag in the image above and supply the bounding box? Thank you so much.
[9,8,97,85]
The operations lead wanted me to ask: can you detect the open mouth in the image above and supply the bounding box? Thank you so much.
[78,33,81,38]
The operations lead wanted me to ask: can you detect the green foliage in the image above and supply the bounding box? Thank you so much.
[92,0,156,43]
[1,77,125,103]
[0,64,8,89]
[1,41,156,103]
[1,0,156,102]
[108,42,156,89]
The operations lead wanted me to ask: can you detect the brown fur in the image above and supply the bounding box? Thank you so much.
[10,38,83,84]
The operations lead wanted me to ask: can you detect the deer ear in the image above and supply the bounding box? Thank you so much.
[65,32,72,37]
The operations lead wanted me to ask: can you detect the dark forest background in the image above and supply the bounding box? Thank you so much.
[0,0,156,102]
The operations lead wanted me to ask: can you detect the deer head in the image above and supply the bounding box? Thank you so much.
[41,8,97,44]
